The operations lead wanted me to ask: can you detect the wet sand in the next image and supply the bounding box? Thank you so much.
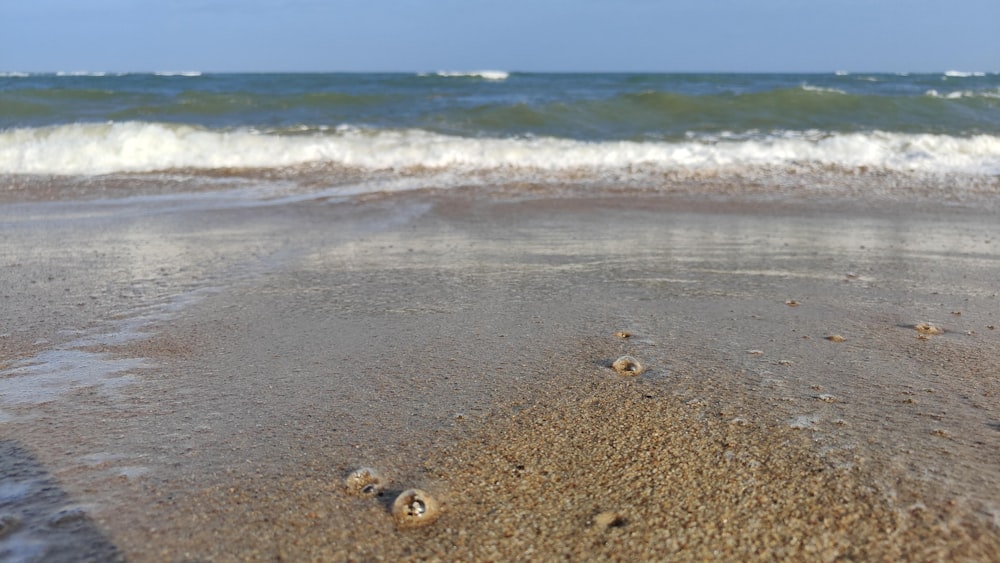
[2,185,999,560]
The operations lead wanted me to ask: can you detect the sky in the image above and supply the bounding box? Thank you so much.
[2,0,998,73]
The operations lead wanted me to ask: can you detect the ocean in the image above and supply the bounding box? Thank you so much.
[2,71,999,197]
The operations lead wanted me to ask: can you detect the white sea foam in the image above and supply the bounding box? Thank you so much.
[944,71,987,78]
[0,71,30,78]
[801,84,847,94]
[1,122,998,177]
[925,88,1000,99]
[433,70,509,80]
[55,71,109,77]
[0,288,216,410]
[154,71,202,77]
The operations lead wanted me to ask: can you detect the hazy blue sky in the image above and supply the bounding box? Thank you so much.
[3,0,998,73]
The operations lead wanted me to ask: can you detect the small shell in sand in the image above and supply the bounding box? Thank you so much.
[593,510,626,528]
[392,489,441,528]
[344,467,386,497]
[611,355,644,376]
[613,330,633,339]
[825,335,846,342]
[915,323,944,335]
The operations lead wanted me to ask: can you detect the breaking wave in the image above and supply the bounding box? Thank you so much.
[2,121,998,177]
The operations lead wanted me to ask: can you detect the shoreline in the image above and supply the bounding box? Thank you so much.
[4,166,1000,212]
[2,186,998,559]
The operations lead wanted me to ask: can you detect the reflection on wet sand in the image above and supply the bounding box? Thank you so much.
[1,188,998,559]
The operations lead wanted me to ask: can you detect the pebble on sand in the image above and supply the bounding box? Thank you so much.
[344,467,386,497]
[0,514,22,539]
[611,355,644,376]
[392,489,442,529]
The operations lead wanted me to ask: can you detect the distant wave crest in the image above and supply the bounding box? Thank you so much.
[944,71,988,78]
[55,71,116,77]
[427,70,509,81]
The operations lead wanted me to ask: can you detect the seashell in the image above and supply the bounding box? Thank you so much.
[825,335,846,342]
[613,330,633,339]
[593,510,626,528]
[914,323,944,335]
[611,355,644,376]
[392,489,441,528]
[344,467,386,497]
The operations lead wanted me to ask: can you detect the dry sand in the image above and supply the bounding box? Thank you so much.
[1,185,999,560]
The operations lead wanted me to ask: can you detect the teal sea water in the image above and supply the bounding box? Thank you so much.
[2,71,999,191]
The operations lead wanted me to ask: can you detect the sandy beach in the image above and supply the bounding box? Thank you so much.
[2,182,999,560]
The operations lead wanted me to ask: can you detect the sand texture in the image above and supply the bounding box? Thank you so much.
[1,186,999,561]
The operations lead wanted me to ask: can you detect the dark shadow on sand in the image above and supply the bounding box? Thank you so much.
[0,440,124,562]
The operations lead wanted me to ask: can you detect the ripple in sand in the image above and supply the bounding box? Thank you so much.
[344,467,386,497]
[391,489,441,529]
[611,355,644,376]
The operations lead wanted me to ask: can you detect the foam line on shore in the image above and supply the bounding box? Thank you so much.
[2,122,998,176]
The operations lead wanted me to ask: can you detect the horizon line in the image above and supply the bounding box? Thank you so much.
[3,69,997,76]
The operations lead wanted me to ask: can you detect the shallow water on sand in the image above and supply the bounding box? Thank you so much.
[1,188,998,559]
